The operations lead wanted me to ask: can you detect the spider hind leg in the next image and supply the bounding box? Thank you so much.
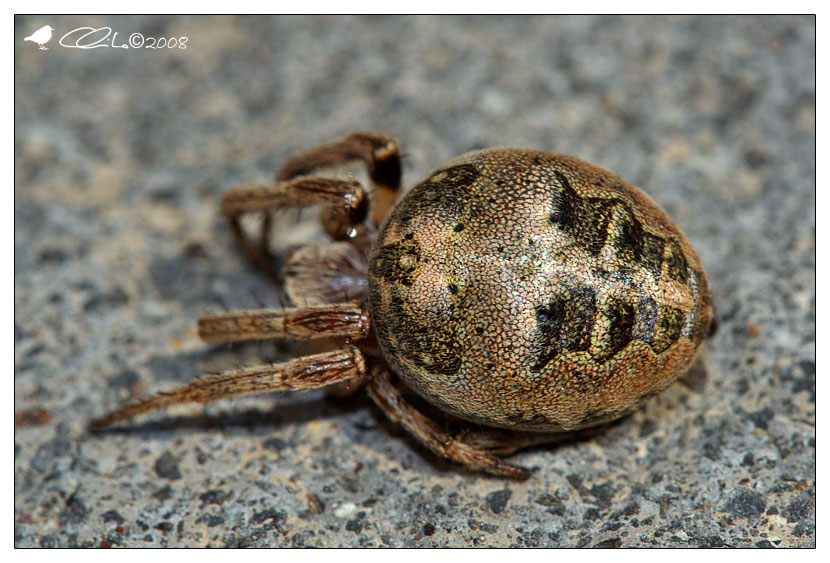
[366,366,534,480]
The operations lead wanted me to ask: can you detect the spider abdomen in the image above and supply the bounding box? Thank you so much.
[368,148,713,432]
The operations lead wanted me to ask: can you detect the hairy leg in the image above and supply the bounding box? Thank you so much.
[198,302,369,343]
[365,367,532,480]
[94,303,373,428]
[277,131,402,227]
[91,348,367,429]
[222,132,401,283]
[221,177,367,283]
[453,425,604,455]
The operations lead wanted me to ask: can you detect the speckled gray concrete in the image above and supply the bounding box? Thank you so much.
[15,15,814,547]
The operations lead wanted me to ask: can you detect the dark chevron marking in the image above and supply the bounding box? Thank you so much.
[651,306,685,354]
[549,171,581,229]
[609,203,666,277]
[550,171,614,256]
[532,285,597,371]
[662,239,690,283]
[532,297,566,372]
[549,173,610,255]
[550,173,674,280]
[532,291,693,368]
[533,289,698,368]
[594,298,637,364]
[533,288,698,368]
[533,172,700,368]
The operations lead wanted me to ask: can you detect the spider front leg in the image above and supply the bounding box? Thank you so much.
[223,132,401,284]
[91,302,369,429]
[366,367,533,480]
[277,131,402,227]
[221,176,368,283]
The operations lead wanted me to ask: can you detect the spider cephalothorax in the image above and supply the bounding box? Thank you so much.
[93,132,714,479]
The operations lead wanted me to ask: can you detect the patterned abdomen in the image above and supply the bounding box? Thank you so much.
[368,149,713,432]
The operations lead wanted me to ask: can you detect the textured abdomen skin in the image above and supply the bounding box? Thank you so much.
[368,149,713,432]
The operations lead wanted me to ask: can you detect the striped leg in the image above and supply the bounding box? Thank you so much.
[221,177,367,283]
[91,348,367,429]
[277,131,402,227]
[198,303,369,343]
[223,132,402,284]
[92,303,371,429]
[366,367,533,480]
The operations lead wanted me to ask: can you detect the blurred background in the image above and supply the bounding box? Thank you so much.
[15,15,814,547]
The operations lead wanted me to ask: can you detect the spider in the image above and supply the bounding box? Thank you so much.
[92,132,714,479]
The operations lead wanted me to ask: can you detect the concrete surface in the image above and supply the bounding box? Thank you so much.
[15,15,815,547]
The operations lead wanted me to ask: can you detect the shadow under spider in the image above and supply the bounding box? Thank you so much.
[94,392,372,439]
[360,389,628,479]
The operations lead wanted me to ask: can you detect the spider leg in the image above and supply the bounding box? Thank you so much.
[453,425,604,455]
[365,367,533,480]
[90,348,367,429]
[277,131,402,227]
[197,302,369,343]
[223,132,400,283]
[93,303,371,428]
[221,177,367,283]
